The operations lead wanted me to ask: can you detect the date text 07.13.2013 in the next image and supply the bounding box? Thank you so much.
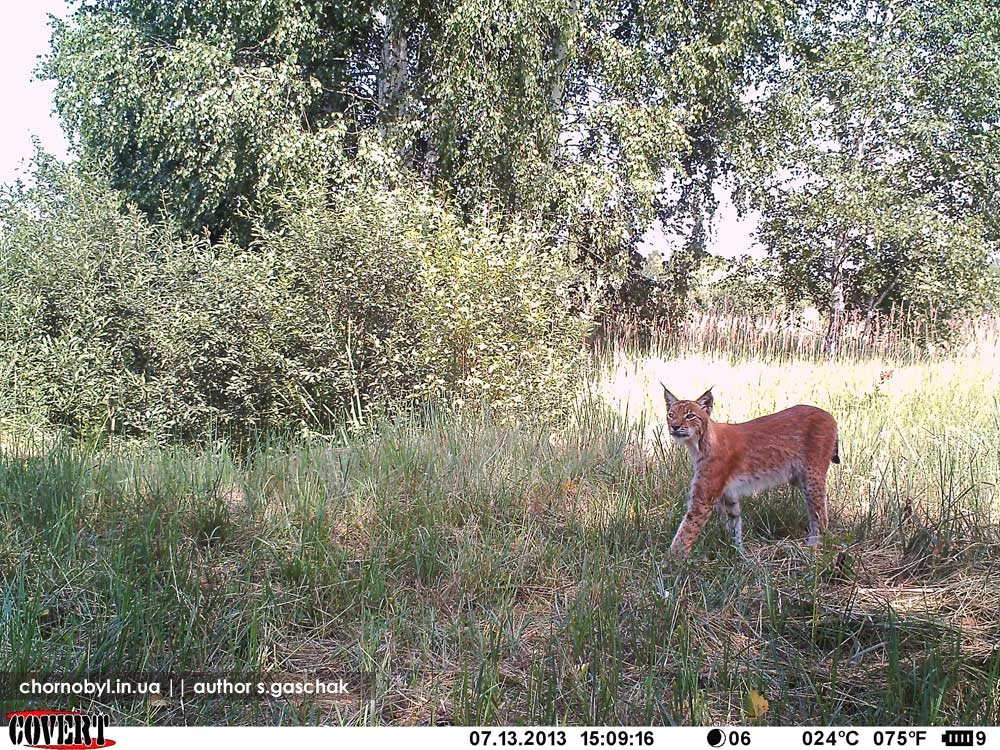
[467,730,655,747]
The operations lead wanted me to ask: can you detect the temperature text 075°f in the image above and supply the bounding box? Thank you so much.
[873,731,927,746]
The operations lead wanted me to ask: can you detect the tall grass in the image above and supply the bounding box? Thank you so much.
[592,304,1000,365]
[1,312,998,725]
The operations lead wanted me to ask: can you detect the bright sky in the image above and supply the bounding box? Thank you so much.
[639,183,762,260]
[0,3,75,186]
[0,3,760,256]
[710,186,762,259]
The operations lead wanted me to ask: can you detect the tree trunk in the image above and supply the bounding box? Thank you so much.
[861,271,901,341]
[547,0,577,163]
[378,13,409,124]
[824,278,846,360]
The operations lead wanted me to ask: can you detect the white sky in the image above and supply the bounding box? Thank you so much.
[710,187,763,259]
[0,3,760,257]
[0,3,75,186]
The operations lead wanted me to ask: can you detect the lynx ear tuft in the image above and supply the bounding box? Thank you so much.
[695,387,714,415]
[661,383,679,408]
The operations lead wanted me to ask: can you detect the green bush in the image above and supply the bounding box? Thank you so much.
[0,158,586,439]
[1,156,169,434]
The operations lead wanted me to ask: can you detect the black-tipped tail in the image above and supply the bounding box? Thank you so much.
[832,437,841,464]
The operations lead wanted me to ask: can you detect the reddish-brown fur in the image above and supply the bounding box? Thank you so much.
[663,385,839,557]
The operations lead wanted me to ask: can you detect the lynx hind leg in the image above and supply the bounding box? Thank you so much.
[802,475,829,546]
[720,493,743,551]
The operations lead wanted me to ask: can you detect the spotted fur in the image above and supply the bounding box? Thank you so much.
[662,385,840,557]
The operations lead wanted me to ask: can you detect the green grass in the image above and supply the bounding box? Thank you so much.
[2,336,999,725]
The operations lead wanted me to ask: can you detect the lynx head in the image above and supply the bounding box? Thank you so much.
[662,385,714,444]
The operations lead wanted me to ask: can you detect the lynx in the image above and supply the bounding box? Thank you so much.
[662,386,839,557]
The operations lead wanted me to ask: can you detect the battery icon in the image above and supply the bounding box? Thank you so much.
[942,731,974,747]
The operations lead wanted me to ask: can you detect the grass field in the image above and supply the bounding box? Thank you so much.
[2,315,1000,725]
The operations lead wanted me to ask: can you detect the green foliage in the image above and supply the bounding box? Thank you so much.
[266,160,588,421]
[694,254,783,312]
[43,0,796,308]
[405,213,586,417]
[417,0,573,213]
[1,154,171,433]
[0,156,585,438]
[733,0,1000,320]
[44,1,368,243]
[19,0,1000,437]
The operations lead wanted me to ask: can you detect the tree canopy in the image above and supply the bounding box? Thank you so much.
[40,0,1000,321]
[44,0,792,298]
[733,0,1000,321]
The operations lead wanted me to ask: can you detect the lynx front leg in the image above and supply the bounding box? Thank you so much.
[670,482,720,557]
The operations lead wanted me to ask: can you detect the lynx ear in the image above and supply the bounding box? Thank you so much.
[661,383,679,409]
[695,387,714,415]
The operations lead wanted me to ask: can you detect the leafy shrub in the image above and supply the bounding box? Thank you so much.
[1,156,170,434]
[404,212,586,418]
[0,157,586,439]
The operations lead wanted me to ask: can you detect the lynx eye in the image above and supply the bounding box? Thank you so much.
[667,411,675,419]
[685,413,697,420]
